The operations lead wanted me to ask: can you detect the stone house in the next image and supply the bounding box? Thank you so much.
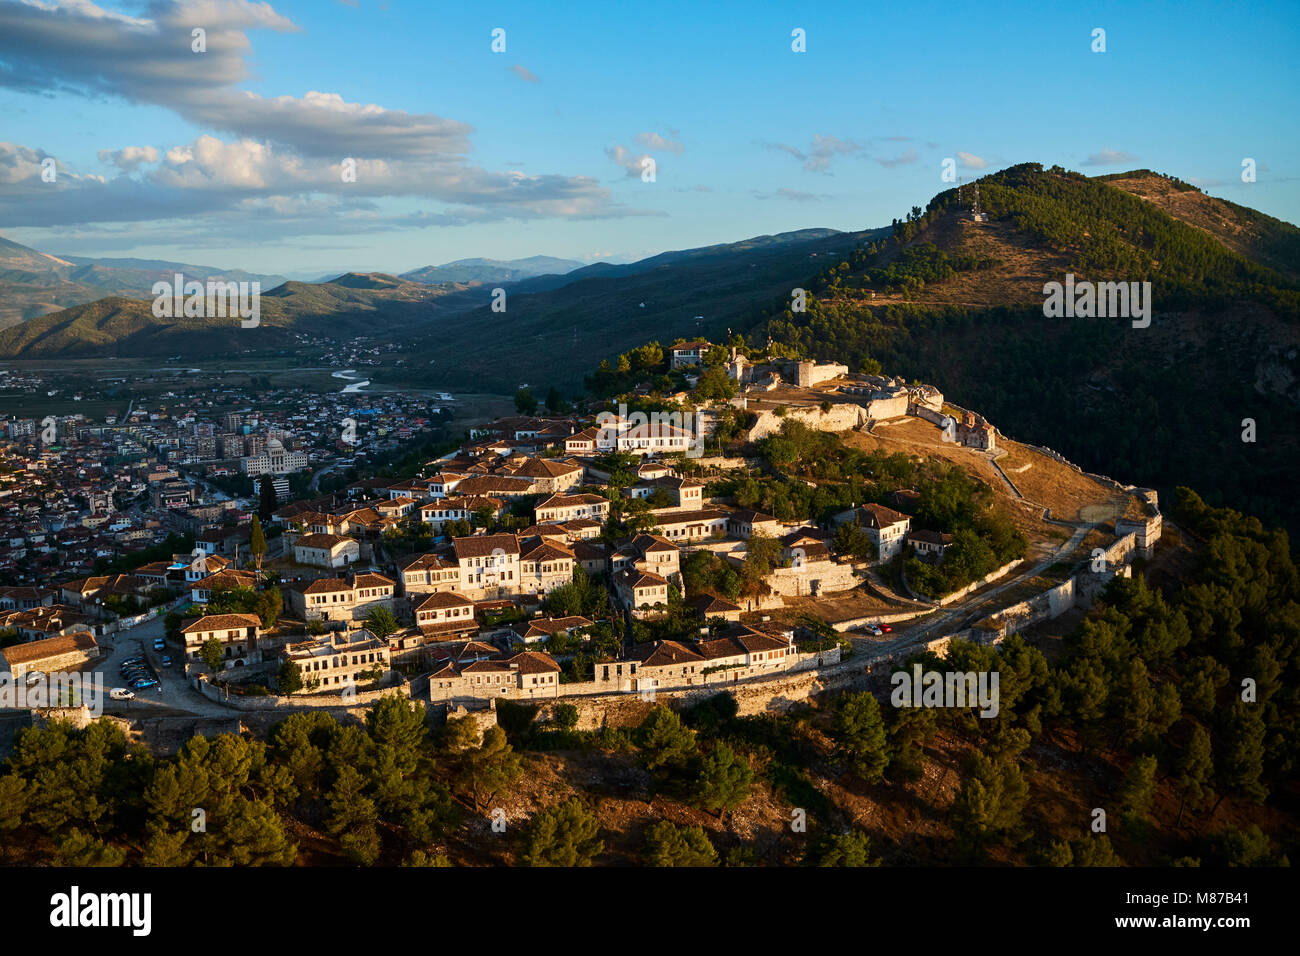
[413,591,479,640]
[670,340,712,368]
[419,495,506,532]
[686,593,743,622]
[610,534,680,582]
[191,568,259,604]
[285,572,396,622]
[0,604,95,641]
[726,509,782,540]
[535,492,610,524]
[293,533,360,569]
[563,427,601,456]
[615,567,671,617]
[519,537,575,598]
[855,503,912,561]
[453,475,537,500]
[282,629,391,692]
[428,649,563,701]
[0,630,99,680]
[626,474,704,510]
[0,586,56,611]
[907,529,953,562]
[399,553,461,597]
[181,613,261,666]
[503,615,593,646]
[505,457,584,495]
[651,508,728,542]
[453,533,522,599]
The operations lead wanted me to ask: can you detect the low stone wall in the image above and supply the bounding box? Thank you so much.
[748,403,865,442]
[690,456,749,471]
[831,608,931,632]
[970,542,1139,643]
[989,454,1025,499]
[556,664,839,730]
[103,596,188,635]
[191,673,411,710]
[909,404,947,427]
[904,558,1022,607]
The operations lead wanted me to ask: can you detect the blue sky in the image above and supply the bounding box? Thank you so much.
[1,0,1296,276]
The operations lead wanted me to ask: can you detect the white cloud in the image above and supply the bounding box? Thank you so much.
[1083,149,1138,166]
[510,64,540,83]
[0,136,642,231]
[0,1,645,229]
[753,188,824,202]
[606,144,653,178]
[875,148,918,168]
[759,135,861,173]
[97,145,160,171]
[634,132,684,155]
[0,2,467,159]
[956,152,987,170]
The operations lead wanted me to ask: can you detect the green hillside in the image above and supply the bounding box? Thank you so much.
[391,228,881,392]
[753,163,1300,537]
[0,273,481,357]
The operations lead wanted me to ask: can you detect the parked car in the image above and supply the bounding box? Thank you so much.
[161,655,172,667]
[862,624,883,636]
[109,688,135,701]
[878,623,893,633]
[131,677,157,689]
[152,639,165,652]
[25,671,44,686]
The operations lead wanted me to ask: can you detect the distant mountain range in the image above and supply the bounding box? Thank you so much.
[0,227,869,364]
[399,255,585,285]
[0,270,483,358]
[0,237,289,330]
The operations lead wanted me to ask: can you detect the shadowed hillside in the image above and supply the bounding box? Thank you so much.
[755,163,1300,536]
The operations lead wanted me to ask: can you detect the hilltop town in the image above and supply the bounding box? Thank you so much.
[1,338,1163,738]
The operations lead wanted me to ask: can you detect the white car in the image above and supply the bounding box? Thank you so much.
[25,671,44,686]
[109,688,136,701]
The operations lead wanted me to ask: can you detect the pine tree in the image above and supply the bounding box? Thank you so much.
[1175,724,1214,825]
[831,691,889,783]
[1117,754,1159,825]
[692,743,754,819]
[524,798,603,867]
[636,706,698,774]
[642,820,718,867]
